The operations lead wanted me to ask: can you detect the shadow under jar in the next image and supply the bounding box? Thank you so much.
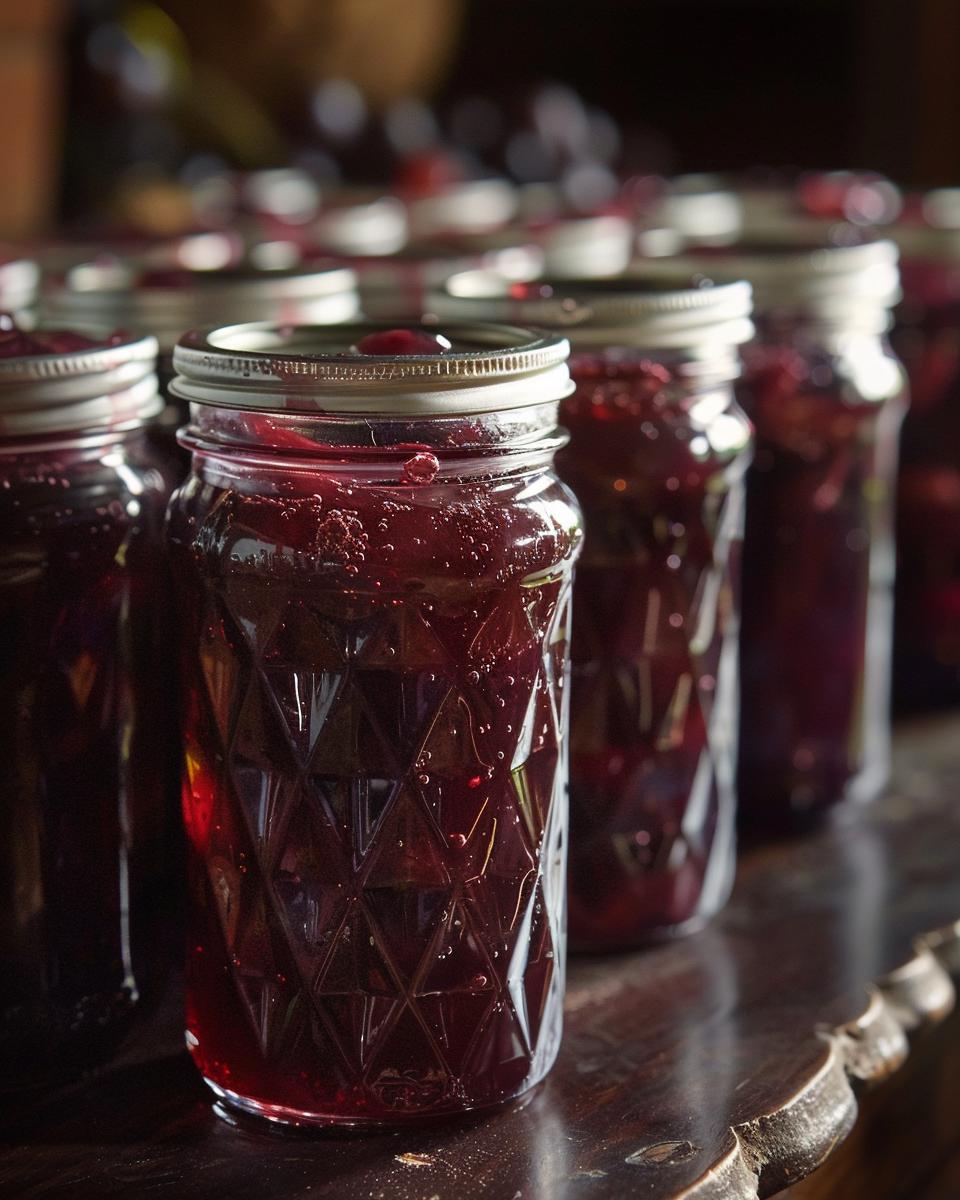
[431,273,755,950]
[166,321,582,1127]
[641,237,906,825]
[889,210,960,711]
[41,258,359,476]
[0,326,174,1087]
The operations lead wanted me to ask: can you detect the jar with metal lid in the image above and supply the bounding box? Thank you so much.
[433,214,635,280]
[650,175,744,247]
[889,204,960,709]
[432,272,754,949]
[641,237,905,823]
[341,239,542,320]
[166,321,582,1126]
[0,327,174,1085]
[404,177,518,239]
[41,261,359,470]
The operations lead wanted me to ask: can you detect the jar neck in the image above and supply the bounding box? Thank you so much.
[568,343,743,392]
[182,401,567,484]
[0,423,150,461]
[752,308,892,353]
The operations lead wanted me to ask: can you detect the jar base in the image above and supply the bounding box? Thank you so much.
[568,911,711,956]
[204,1076,542,1133]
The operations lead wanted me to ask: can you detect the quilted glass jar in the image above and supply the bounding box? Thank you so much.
[649,238,905,822]
[890,212,960,709]
[166,322,582,1126]
[0,327,173,1086]
[433,274,754,948]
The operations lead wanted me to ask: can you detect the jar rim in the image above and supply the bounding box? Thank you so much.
[41,262,360,351]
[447,214,635,279]
[429,270,754,350]
[630,234,901,318]
[171,320,573,415]
[0,330,161,437]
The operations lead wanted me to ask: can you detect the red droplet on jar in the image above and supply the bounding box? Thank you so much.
[402,451,440,485]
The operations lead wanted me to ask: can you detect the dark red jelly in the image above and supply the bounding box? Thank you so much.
[559,350,751,949]
[0,337,174,1086]
[167,324,581,1126]
[0,319,125,357]
[736,328,905,822]
[891,246,960,709]
[355,328,449,356]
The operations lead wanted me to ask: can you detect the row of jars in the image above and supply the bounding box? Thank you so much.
[7,179,960,711]
[0,223,910,1127]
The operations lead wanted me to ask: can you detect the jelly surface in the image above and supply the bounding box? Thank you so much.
[0,436,173,1083]
[736,338,903,822]
[167,448,581,1122]
[558,352,750,950]
[0,316,126,357]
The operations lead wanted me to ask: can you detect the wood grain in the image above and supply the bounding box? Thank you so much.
[2,718,960,1200]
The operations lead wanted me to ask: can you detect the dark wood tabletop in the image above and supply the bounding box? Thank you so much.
[3,718,960,1200]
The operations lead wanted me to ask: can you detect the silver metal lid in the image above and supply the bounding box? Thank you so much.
[171,321,572,415]
[631,235,901,325]
[312,194,408,256]
[348,241,543,319]
[435,216,634,279]
[890,194,960,262]
[406,178,518,238]
[0,258,40,314]
[41,262,359,353]
[654,176,744,245]
[0,331,161,437]
[429,271,754,351]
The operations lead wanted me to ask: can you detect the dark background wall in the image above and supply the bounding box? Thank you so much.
[4,0,960,235]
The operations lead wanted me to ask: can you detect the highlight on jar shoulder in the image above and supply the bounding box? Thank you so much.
[0,319,176,1089]
[430,272,755,950]
[165,319,583,1127]
[634,231,906,827]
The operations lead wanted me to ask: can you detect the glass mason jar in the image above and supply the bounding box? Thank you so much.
[889,213,960,710]
[41,261,359,472]
[432,273,755,949]
[342,240,542,320]
[404,177,518,239]
[0,328,173,1086]
[648,238,906,823]
[166,322,582,1127]
[434,215,636,281]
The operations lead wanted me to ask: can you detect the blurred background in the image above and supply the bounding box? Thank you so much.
[3,0,958,239]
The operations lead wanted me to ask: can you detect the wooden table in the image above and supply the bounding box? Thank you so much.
[3,719,960,1200]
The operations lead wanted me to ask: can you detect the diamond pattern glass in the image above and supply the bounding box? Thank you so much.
[171,463,579,1126]
[559,353,751,950]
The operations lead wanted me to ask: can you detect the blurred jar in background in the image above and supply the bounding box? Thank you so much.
[432,272,754,949]
[435,213,636,281]
[41,257,359,471]
[0,326,174,1087]
[341,238,541,319]
[890,194,960,710]
[642,237,905,825]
